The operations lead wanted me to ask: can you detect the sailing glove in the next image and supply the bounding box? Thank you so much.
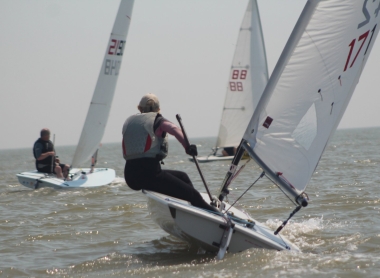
[186,144,198,156]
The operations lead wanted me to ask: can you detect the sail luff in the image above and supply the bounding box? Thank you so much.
[250,0,269,107]
[242,1,317,202]
[243,1,317,149]
[72,0,134,168]
[215,0,268,149]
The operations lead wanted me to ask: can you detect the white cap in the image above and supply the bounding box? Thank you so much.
[138,94,160,112]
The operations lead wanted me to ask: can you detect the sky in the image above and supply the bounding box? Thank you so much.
[1,0,379,150]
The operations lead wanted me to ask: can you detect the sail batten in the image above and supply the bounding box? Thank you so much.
[72,0,134,168]
[215,0,268,149]
[243,0,380,200]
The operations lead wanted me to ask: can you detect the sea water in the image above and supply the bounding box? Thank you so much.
[1,127,380,277]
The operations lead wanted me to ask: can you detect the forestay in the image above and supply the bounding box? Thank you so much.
[243,0,380,202]
[72,0,134,168]
[215,0,268,149]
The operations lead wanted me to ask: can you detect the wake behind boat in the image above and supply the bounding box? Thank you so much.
[145,0,380,259]
[17,0,135,189]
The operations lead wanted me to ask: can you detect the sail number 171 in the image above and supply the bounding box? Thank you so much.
[344,24,377,71]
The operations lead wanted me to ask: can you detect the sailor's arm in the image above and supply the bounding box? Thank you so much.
[36,151,55,160]
[156,120,188,150]
[156,120,197,156]
[155,120,187,148]
[34,142,55,160]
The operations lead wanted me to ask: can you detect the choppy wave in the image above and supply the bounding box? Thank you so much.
[1,128,380,277]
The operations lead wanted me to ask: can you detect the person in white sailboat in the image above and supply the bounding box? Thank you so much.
[33,128,70,179]
[122,94,218,212]
[222,147,236,157]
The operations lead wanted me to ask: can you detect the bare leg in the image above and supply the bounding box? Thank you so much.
[62,164,70,179]
[54,165,64,179]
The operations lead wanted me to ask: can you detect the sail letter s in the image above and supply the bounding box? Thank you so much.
[358,0,370,29]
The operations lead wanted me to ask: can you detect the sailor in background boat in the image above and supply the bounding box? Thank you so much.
[222,147,236,157]
[33,128,70,179]
[122,94,218,212]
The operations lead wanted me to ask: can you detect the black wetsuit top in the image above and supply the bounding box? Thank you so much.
[33,138,54,173]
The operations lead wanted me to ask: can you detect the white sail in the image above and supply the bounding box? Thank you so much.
[215,0,268,149]
[72,0,134,168]
[243,0,380,202]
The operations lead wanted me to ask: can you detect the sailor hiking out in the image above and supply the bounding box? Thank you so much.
[122,94,218,212]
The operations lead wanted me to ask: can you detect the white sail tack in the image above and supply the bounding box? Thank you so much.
[72,0,135,168]
[243,0,380,201]
[215,0,268,149]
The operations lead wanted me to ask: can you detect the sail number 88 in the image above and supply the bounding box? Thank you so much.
[232,69,247,79]
[230,70,247,91]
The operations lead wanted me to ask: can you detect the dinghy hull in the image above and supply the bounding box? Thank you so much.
[17,168,115,189]
[189,155,234,163]
[189,152,249,163]
[144,190,299,253]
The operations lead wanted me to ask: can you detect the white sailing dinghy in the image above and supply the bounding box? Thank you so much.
[17,0,135,189]
[192,0,268,163]
[145,0,380,258]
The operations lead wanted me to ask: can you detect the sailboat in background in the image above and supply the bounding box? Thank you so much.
[17,0,135,189]
[194,0,268,162]
[145,0,380,258]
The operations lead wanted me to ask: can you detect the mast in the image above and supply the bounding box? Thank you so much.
[72,0,135,168]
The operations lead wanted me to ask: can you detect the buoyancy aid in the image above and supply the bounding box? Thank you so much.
[33,138,54,169]
[122,112,168,161]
